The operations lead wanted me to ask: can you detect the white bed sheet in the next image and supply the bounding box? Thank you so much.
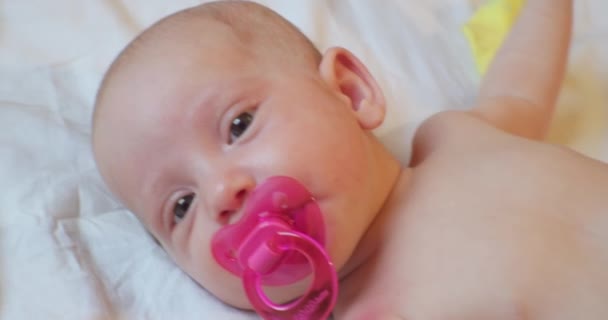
[1,0,607,319]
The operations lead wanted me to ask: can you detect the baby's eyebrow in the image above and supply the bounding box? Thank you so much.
[140,173,169,232]
[138,157,188,236]
[184,87,225,122]
[141,166,166,205]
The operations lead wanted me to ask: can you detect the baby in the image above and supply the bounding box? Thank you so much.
[92,0,608,319]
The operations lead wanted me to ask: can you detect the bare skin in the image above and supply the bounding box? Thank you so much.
[336,111,608,319]
[93,0,608,319]
[336,0,608,318]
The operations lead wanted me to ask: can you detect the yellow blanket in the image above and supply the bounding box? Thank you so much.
[463,0,525,75]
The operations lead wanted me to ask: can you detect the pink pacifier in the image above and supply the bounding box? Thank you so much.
[211,176,338,320]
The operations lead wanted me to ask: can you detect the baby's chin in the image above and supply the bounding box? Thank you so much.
[206,226,355,309]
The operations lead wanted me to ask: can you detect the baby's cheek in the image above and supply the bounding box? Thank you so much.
[166,222,248,308]
[193,254,253,309]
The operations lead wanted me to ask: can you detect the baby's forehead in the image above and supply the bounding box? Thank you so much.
[125,22,245,69]
[103,33,253,103]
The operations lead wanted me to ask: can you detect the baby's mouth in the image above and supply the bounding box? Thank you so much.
[212,176,338,319]
[211,176,327,286]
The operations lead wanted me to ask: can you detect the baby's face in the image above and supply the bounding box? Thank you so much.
[94,25,394,308]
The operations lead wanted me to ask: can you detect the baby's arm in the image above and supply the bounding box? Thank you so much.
[471,0,573,139]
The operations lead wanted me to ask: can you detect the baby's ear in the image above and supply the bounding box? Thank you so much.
[319,47,386,130]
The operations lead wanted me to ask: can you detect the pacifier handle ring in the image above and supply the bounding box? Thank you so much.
[242,231,338,320]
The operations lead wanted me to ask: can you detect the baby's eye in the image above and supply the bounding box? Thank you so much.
[229,111,254,143]
[173,194,194,223]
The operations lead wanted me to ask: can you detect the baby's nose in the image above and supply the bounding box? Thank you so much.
[210,172,255,225]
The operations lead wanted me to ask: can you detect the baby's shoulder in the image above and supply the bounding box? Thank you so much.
[410,110,506,164]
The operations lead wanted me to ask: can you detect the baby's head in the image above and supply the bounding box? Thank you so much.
[92,0,400,309]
